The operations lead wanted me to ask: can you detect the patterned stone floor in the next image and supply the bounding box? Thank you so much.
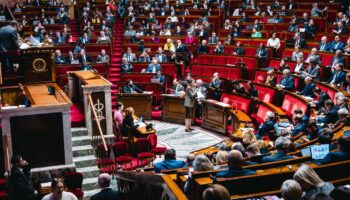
[150,120,224,162]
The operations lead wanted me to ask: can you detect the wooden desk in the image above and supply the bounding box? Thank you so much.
[132,114,157,136]
[201,100,232,134]
[116,93,153,120]
[161,94,192,124]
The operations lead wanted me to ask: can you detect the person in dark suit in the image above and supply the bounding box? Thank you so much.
[313,87,331,110]
[299,76,315,97]
[318,99,339,124]
[209,72,222,101]
[304,19,317,39]
[123,79,143,94]
[329,50,345,70]
[232,42,245,56]
[184,79,197,132]
[262,136,294,163]
[78,33,90,44]
[197,25,208,40]
[278,69,295,91]
[91,173,123,200]
[152,70,165,85]
[232,80,246,95]
[328,63,346,86]
[318,36,331,52]
[329,35,345,53]
[214,150,255,178]
[256,111,277,140]
[247,81,258,98]
[213,41,225,54]
[0,21,19,72]
[172,78,184,95]
[147,59,162,73]
[54,50,67,64]
[317,135,350,165]
[255,43,268,68]
[197,39,209,54]
[302,58,320,80]
[8,155,39,200]
[80,61,93,71]
[121,58,133,73]
[287,18,299,32]
[332,21,348,35]
[208,32,220,44]
[154,149,186,173]
[293,32,307,49]
[122,107,140,137]
[78,49,92,63]
[291,115,306,137]
[154,47,168,63]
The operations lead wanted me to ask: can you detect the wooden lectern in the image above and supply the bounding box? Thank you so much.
[68,70,113,137]
[21,48,56,84]
[116,93,153,120]
[0,83,73,171]
[201,100,232,134]
[161,94,194,124]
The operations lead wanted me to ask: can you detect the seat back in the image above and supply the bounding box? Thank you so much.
[254,85,275,103]
[282,93,308,115]
[220,93,251,113]
[112,142,130,157]
[147,134,157,149]
[255,103,275,124]
[64,172,83,190]
[254,70,267,84]
[135,138,151,153]
[95,143,111,159]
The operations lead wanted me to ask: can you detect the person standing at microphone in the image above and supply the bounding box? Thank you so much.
[184,79,197,132]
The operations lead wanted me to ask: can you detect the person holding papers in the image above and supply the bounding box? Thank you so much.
[152,70,165,85]
[123,79,143,94]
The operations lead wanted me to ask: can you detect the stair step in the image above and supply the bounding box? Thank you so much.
[72,135,91,146]
[72,145,94,157]
[76,166,100,179]
[82,177,99,191]
[73,155,97,168]
[71,127,88,137]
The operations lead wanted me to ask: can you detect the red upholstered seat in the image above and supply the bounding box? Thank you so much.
[95,144,114,168]
[0,191,7,199]
[254,71,267,84]
[148,134,167,157]
[251,104,275,126]
[255,85,275,103]
[282,93,308,117]
[135,138,155,166]
[221,93,251,113]
[68,188,84,198]
[112,142,133,169]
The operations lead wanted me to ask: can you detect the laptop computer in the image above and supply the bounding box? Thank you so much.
[151,78,161,84]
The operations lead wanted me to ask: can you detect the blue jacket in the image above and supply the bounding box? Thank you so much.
[215,167,256,178]
[279,76,295,91]
[318,42,330,51]
[327,71,345,85]
[262,152,294,163]
[256,120,276,139]
[147,63,162,73]
[152,75,165,85]
[154,159,186,173]
[291,122,306,137]
[317,152,350,165]
[329,56,345,67]
[301,83,315,97]
[256,48,268,59]
[329,41,345,53]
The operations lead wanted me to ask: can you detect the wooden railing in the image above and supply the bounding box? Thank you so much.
[115,170,188,200]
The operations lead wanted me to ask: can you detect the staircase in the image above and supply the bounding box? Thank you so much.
[69,19,79,38]
[109,19,124,110]
[71,128,100,199]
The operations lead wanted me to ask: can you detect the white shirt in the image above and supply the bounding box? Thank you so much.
[42,191,78,200]
[295,63,303,72]
[267,38,280,48]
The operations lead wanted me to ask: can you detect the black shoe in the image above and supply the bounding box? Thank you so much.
[190,128,195,131]
[185,129,191,132]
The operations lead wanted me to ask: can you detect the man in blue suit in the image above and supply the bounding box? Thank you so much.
[154,47,168,63]
[299,76,315,97]
[154,149,186,173]
[256,111,277,140]
[329,35,345,53]
[147,59,162,73]
[278,69,295,91]
[215,150,256,178]
[328,63,346,86]
[152,70,165,85]
[123,79,143,94]
[328,50,345,69]
[318,135,350,165]
[291,115,306,137]
[262,136,294,163]
[255,43,268,68]
[318,36,330,52]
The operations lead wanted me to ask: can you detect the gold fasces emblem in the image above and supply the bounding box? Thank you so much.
[32,58,48,72]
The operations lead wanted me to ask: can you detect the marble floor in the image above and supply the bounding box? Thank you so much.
[149,120,226,162]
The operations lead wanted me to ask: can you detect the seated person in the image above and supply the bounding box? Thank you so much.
[256,111,277,140]
[330,108,350,129]
[246,81,258,98]
[314,87,331,111]
[317,135,350,165]
[232,42,245,55]
[264,69,277,87]
[291,114,306,137]
[78,49,92,63]
[327,63,346,86]
[121,58,133,73]
[197,39,209,54]
[208,32,219,44]
[164,38,175,52]
[147,59,162,73]
[96,49,110,64]
[299,76,315,98]
[329,50,345,71]
[172,78,184,95]
[123,79,143,94]
[294,57,305,74]
[54,50,66,64]
[66,51,77,64]
[154,149,186,173]
[152,70,165,85]
[318,36,330,52]
[305,48,321,64]
[232,80,246,95]
[154,47,168,63]
[213,41,225,54]
[122,47,137,62]
[329,35,345,53]
[302,58,320,80]
[214,150,256,178]
[332,21,348,35]
[262,136,294,163]
[138,51,151,62]
[122,107,140,136]
[251,28,262,38]
[80,61,92,70]
[255,43,268,67]
[96,30,111,44]
[318,99,339,124]
[291,46,303,61]
[277,69,295,91]
[42,179,77,200]
[318,132,337,151]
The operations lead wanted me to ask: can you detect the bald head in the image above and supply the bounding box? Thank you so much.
[98,173,111,188]
[227,150,244,168]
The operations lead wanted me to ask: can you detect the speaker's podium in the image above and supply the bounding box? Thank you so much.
[68,70,113,137]
[0,83,74,174]
[116,92,153,120]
